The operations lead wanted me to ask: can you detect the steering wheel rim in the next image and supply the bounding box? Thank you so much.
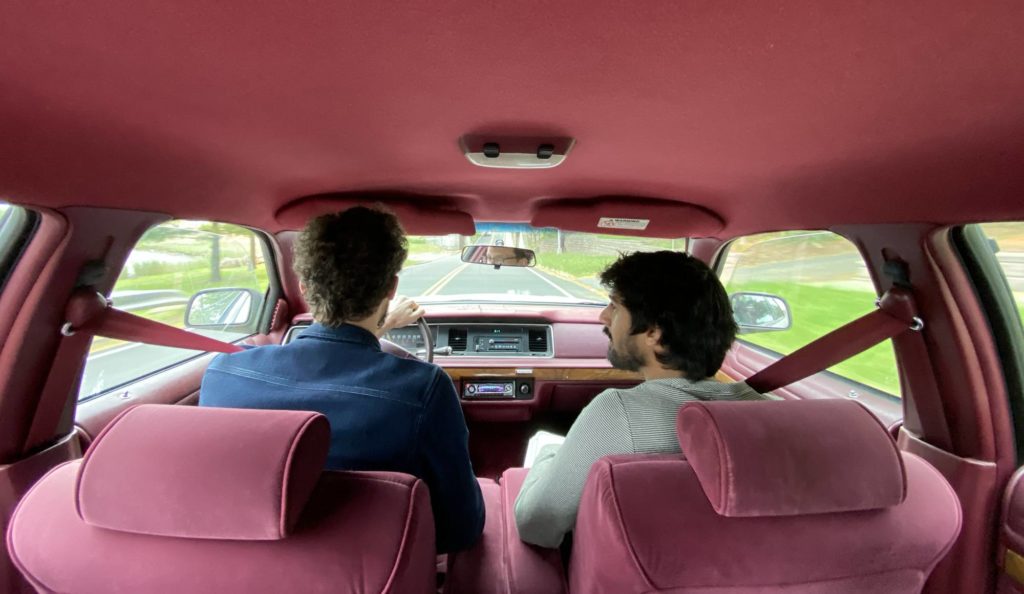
[417,317,434,363]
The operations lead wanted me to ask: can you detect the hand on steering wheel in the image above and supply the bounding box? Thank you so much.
[378,296,435,363]
[383,296,425,330]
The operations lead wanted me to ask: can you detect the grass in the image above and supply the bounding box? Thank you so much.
[537,253,611,279]
[115,266,268,293]
[727,280,901,396]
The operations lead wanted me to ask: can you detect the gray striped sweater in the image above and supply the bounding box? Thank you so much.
[513,377,767,548]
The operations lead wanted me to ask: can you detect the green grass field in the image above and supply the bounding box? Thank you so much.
[115,266,268,293]
[537,253,611,279]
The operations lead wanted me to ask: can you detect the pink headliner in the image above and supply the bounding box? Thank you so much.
[1,2,1023,237]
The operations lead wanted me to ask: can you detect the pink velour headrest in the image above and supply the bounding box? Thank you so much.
[76,404,330,540]
[677,399,907,518]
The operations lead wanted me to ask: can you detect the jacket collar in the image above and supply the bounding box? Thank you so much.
[296,323,381,350]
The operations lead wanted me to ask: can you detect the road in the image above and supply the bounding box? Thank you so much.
[78,328,244,400]
[397,255,603,301]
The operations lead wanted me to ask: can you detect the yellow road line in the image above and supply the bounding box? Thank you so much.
[423,263,470,296]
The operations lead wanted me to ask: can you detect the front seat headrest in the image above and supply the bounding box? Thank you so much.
[76,404,330,540]
[677,399,907,517]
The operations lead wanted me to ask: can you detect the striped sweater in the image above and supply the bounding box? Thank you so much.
[513,377,767,548]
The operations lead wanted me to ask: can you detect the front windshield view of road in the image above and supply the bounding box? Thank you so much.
[398,225,686,304]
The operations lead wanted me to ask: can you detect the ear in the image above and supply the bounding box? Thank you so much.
[387,275,399,299]
[645,325,663,350]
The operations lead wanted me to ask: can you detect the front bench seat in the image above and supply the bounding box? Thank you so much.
[7,405,436,594]
[571,399,962,593]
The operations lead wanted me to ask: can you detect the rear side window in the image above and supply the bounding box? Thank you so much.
[719,231,901,397]
[78,221,270,400]
[978,222,1024,326]
[0,201,36,292]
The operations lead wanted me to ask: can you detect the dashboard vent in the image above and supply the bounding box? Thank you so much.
[448,328,468,351]
[528,329,548,353]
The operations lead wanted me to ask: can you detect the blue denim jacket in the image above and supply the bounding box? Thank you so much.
[199,323,484,553]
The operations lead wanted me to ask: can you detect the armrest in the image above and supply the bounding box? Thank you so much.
[445,472,567,594]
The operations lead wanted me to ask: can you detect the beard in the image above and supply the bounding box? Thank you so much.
[605,328,644,371]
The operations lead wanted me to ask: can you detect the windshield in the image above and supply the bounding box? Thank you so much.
[396,224,687,305]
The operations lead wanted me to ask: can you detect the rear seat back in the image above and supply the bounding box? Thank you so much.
[570,399,962,593]
[8,405,436,594]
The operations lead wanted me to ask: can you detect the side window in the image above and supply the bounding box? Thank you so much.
[719,231,901,397]
[0,201,36,291]
[79,221,270,400]
[977,222,1024,327]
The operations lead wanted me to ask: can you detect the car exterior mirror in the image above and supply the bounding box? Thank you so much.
[461,245,537,269]
[185,288,261,329]
[730,292,792,333]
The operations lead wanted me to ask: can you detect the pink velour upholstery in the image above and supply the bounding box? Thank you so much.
[677,399,907,517]
[78,404,329,540]
[446,472,567,594]
[571,400,962,594]
[8,405,436,594]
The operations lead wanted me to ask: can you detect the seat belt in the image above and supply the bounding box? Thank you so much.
[746,288,921,394]
[743,283,953,451]
[61,289,244,354]
[23,290,244,454]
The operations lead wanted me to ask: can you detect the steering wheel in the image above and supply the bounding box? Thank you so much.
[379,318,435,363]
[416,318,434,363]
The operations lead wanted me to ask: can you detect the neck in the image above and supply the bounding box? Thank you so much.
[639,350,687,381]
[346,317,380,335]
[640,366,687,381]
[346,300,390,337]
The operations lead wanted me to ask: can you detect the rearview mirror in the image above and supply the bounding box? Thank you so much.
[185,288,262,329]
[730,292,792,333]
[461,245,537,269]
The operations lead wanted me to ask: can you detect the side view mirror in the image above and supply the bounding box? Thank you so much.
[461,245,537,269]
[730,292,792,334]
[185,288,262,330]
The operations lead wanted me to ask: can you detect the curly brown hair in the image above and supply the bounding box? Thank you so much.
[293,206,408,327]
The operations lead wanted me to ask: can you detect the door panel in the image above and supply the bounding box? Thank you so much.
[75,353,215,446]
[999,467,1024,593]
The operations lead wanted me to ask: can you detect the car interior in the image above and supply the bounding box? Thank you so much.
[2,2,1024,593]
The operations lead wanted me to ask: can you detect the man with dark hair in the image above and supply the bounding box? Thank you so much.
[199,206,484,553]
[514,251,766,548]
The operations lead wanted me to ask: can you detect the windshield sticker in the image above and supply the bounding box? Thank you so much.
[597,217,650,230]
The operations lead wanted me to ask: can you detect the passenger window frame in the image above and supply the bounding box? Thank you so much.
[76,220,279,403]
[0,202,40,294]
[953,223,1024,461]
[714,229,902,403]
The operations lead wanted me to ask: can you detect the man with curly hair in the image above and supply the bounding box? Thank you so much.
[199,206,484,553]
[514,251,768,549]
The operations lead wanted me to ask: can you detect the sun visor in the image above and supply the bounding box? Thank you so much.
[531,197,723,238]
[276,192,476,235]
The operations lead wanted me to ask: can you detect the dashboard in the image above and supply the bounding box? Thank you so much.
[282,308,641,411]
[285,323,554,357]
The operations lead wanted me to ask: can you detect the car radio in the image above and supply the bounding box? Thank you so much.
[474,336,522,353]
[462,379,533,399]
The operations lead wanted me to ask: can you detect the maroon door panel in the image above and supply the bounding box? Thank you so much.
[75,353,216,445]
[999,467,1024,593]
